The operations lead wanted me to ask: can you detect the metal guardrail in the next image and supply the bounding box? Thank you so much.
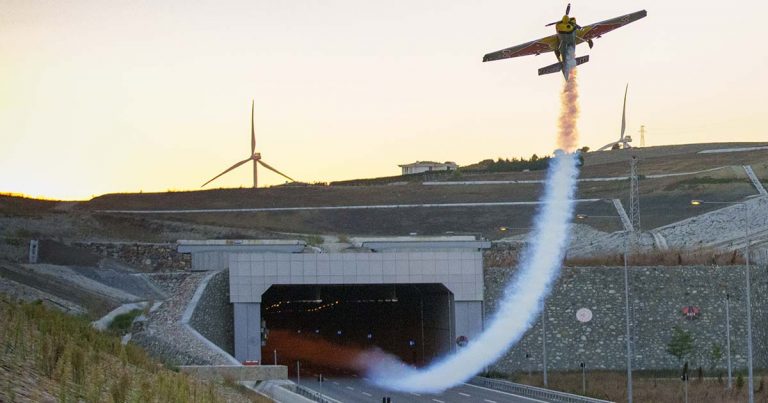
[469,376,614,403]
[293,384,338,403]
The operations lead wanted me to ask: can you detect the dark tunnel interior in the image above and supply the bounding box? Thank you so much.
[261,283,454,371]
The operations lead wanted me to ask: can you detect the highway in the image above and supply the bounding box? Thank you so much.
[299,373,545,403]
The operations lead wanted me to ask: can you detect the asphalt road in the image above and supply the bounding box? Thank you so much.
[299,373,545,403]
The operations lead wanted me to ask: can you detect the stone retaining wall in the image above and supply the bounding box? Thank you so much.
[74,242,191,271]
[484,265,768,373]
[189,270,234,355]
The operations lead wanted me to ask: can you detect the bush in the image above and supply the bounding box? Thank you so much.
[305,234,324,246]
[108,309,143,335]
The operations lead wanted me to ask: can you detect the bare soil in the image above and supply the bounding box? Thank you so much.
[0,142,765,243]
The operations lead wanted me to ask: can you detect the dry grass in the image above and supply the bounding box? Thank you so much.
[565,248,746,267]
[0,295,270,403]
[508,370,768,403]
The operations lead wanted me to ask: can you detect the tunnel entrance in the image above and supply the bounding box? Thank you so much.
[261,284,454,371]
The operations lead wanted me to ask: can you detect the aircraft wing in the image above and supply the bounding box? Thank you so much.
[576,10,647,43]
[483,35,559,62]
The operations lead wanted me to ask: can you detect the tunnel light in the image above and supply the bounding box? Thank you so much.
[367,333,373,339]
[337,330,343,336]
[690,199,702,206]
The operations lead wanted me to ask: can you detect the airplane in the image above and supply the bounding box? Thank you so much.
[482,4,647,80]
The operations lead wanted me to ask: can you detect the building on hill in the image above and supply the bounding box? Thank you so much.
[398,161,458,175]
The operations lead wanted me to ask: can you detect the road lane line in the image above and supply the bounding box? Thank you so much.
[484,400,497,403]
[432,399,445,403]
[411,392,422,396]
[346,386,355,390]
[362,392,372,397]
[458,392,471,397]
[463,383,548,403]
[333,382,339,385]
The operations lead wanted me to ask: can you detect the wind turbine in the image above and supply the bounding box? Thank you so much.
[201,101,295,188]
[598,84,633,151]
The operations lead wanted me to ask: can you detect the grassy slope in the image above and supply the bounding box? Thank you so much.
[0,296,268,403]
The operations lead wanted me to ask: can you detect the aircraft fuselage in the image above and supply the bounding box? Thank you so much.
[556,32,577,80]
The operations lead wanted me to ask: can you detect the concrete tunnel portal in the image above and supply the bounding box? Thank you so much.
[261,283,454,369]
[188,237,492,367]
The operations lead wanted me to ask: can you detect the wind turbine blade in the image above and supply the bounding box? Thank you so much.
[201,157,253,187]
[620,84,628,140]
[257,160,295,182]
[251,100,256,155]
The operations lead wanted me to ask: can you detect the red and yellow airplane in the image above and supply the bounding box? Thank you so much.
[483,4,647,80]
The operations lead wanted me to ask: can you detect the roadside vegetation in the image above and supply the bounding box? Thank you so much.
[0,296,267,402]
[564,247,746,267]
[107,309,144,335]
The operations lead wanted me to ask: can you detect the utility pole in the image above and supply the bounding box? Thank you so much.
[629,156,641,234]
[725,293,732,389]
[542,305,548,387]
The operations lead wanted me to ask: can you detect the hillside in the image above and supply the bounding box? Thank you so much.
[0,142,766,247]
[0,296,267,402]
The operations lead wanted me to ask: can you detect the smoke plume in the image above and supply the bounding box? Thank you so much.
[557,69,580,152]
[366,71,582,393]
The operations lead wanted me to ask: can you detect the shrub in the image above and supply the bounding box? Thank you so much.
[666,326,694,362]
[305,234,324,246]
[108,309,142,335]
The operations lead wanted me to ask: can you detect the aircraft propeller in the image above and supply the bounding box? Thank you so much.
[545,3,577,27]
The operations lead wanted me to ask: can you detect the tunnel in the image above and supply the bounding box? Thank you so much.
[261,283,454,371]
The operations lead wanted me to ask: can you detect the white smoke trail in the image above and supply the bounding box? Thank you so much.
[367,152,580,393]
[366,70,582,393]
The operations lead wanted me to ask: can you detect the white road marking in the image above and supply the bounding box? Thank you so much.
[411,392,422,396]
[362,392,372,397]
[484,400,497,403]
[333,382,339,385]
[458,392,471,397]
[346,386,355,390]
[432,399,445,403]
[463,383,548,403]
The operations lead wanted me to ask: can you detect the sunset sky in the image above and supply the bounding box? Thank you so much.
[2,1,766,200]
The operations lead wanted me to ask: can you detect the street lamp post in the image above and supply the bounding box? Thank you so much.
[577,213,633,403]
[691,199,753,403]
[725,292,732,389]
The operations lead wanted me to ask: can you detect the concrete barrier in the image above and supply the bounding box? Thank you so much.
[179,365,287,382]
[252,380,317,403]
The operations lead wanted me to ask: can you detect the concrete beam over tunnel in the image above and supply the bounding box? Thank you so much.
[229,240,490,364]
